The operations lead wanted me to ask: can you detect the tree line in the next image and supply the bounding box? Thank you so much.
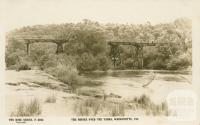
[6,18,192,72]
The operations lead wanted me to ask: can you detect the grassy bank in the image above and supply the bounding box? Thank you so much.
[73,94,168,116]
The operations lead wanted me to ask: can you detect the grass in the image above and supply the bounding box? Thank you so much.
[74,98,125,116]
[45,95,56,103]
[130,94,169,116]
[10,98,41,117]
[73,94,168,116]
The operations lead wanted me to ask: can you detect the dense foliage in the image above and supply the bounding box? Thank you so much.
[6,18,192,74]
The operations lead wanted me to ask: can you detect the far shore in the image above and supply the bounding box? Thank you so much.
[81,69,192,74]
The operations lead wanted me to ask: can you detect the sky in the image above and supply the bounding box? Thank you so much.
[0,0,200,32]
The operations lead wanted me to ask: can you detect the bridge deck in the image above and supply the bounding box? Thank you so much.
[23,38,68,44]
[10,35,68,44]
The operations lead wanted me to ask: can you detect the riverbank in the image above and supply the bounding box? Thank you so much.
[83,69,192,74]
[5,69,193,117]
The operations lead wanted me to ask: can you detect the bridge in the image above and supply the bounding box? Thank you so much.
[10,35,156,69]
[9,35,70,54]
[108,41,156,69]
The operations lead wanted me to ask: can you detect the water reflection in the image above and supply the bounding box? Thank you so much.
[77,70,191,98]
[82,70,150,79]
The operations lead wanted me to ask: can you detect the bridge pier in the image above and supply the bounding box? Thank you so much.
[130,46,135,69]
[134,46,143,69]
[25,42,30,55]
[56,43,64,54]
[108,41,154,69]
[110,45,120,67]
[25,42,65,55]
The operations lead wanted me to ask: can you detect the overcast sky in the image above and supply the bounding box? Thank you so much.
[0,0,199,32]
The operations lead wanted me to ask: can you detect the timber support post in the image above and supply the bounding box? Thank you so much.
[110,45,120,67]
[134,46,143,69]
[56,43,64,54]
[130,46,135,69]
[26,42,30,55]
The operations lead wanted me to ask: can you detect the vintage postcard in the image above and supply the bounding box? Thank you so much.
[0,0,200,125]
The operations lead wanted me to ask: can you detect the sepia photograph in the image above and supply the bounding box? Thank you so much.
[0,0,200,125]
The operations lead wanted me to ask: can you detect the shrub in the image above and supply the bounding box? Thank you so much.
[137,94,151,106]
[17,64,31,71]
[147,58,167,69]
[47,63,79,86]
[77,53,98,72]
[5,49,31,70]
[124,58,134,69]
[96,55,111,71]
[167,54,191,70]
[5,52,19,68]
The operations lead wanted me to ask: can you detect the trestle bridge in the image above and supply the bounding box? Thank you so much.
[10,35,156,69]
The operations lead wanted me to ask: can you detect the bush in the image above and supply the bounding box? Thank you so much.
[167,54,191,70]
[124,58,134,69]
[5,49,28,69]
[5,52,18,68]
[17,64,31,71]
[147,58,167,69]
[96,55,111,71]
[47,63,79,86]
[77,53,98,72]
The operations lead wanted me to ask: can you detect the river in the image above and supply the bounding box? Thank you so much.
[80,70,192,103]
